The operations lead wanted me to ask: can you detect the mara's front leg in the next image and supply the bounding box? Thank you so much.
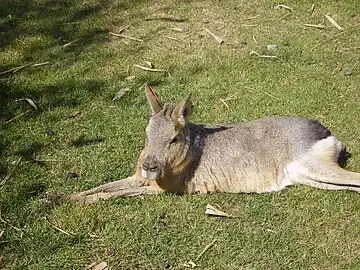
[55,176,165,204]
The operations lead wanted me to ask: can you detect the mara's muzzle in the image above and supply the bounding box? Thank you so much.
[141,156,161,180]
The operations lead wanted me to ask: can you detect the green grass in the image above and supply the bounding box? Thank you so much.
[1,0,360,269]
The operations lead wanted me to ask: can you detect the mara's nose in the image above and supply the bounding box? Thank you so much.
[142,158,158,172]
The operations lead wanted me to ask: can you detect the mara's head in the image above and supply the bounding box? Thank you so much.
[140,85,193,181]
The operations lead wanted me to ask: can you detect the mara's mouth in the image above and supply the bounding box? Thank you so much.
[141,167,161,180]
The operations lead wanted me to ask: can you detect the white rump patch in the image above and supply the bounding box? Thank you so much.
[310,136,342,155]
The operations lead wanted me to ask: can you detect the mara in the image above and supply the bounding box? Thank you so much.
[60,85,360,204]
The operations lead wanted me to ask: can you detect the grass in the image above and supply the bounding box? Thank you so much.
[1,0,360,269]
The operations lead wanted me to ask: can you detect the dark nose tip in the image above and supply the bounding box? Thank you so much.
[149,165,158,172]
[142,159,158,172]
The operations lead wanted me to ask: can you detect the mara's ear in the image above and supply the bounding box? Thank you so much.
[145,85,163,115]
[172,94,193,126]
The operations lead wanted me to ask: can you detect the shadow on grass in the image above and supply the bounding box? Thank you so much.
[0,78,106,122]
[0,0,142,51]
[0,0,149,116]
[0,0,150,203]
[71,135,105,147]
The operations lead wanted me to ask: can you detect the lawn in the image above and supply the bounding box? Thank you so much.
[1,0,360,269]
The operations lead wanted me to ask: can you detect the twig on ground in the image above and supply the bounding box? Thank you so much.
[195,239,217,261]
[5,110,31,124]
[241,24,257,27]
[325,14,343,31]
[304,24,326,29]
[204,28,224,44]
[117,26,129,33]
[109,32,143,42]
[183,261,197,268]
[62,40,79,47]
[42,217,73,236]
[219,98,229,109]
[245,14,260,20]
[0,62,49,75]
[31,61,49,67]
[252,36,257,43]
[0,64,29,75]
[0,157,22,186]
[165,36,181,41]
[144,16,188,22]
[249,50,277,59]
[170,27,184,32]
[134,64,168,73]
[274,4,293,12]
[12,64,29,73]
[310,4,315,16]
[278,13,292,21]
[15,98,38,110]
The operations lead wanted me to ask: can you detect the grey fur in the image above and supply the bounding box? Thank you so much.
[66,87,360,204]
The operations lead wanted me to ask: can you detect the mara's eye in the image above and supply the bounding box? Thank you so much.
[170,135,180,145]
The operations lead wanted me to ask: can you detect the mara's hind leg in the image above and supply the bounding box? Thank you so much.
[289,136,360,192]
[296,178,360,192]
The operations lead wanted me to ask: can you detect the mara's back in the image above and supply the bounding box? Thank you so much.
[185,116,331,194]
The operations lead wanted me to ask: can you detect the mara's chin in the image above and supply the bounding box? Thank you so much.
[141,168,160,180]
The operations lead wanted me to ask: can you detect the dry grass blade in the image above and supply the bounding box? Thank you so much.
[274,4,293,12]
[304,24,326,29]
[0,62,49,75]
[5,110,31,124]
[86,261,108,270]
[204,28,224,44]
[112,88,130,101]
[0,64,29,75]
[310,4,315,15]
[170,27,184,32]
[109,32,143,42]
[219,98,229,109]
[325,14,343,31]
[42,217,73,236]
[205,204,232,217]
[0,157,22,185]
[195,239,217,261]
[15,98,38,110]
[144,16,188,22]
[62,39,80,47]
[0,67,20,75]
[145,61,154,68]
[31,61,49,67]
[249,50,277,59]
[134,64,168,73]
[165,36,180,41]
[183,261,197,268]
